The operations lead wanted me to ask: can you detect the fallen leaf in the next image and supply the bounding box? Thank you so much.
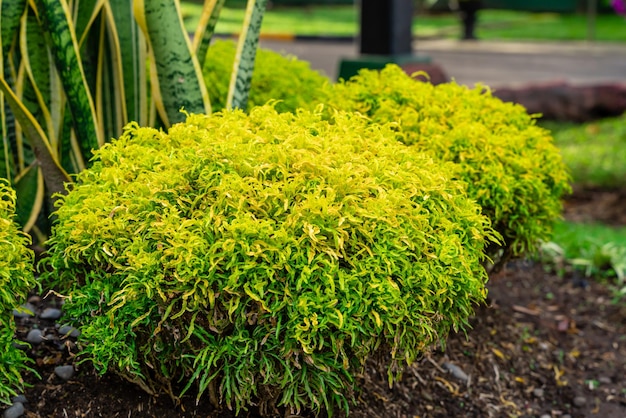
[513,305,541,316]
[491,347,506,360]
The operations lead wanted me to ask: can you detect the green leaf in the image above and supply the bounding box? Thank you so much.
[226,0,268,110]
[133,0,210,126]
[105,0,147,126]
[73,0,104,46]
[0,76,70,197]
[1,0,28,181]
[13,163,44,231]
[193,0,226,69]
[35,0,102,161]
[1,0,27,55]
[20,10,57,142]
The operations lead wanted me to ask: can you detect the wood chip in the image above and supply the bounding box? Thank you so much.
[512,305,541,316]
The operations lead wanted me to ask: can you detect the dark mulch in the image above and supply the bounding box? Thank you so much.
[12,187,626,418]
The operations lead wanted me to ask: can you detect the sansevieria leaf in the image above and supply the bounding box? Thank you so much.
[134,0,210,126]
[1,0,27,55]
[13,162,43,231]
[105,0,147,126]
[35,0,102,162]
[193,0,226,68]
[1,0,29,181]
[0,77,70,198]
[226,0,268,110]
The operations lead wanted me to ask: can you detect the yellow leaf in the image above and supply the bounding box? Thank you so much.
[491,347,506,360]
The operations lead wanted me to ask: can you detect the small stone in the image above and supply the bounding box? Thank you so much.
[573,396,587,407]
[39,308,62,320]
[562,415,572,418]
[12,303,35,318]
[442,362,469,382]
[27,295,40,304]
[58,325,80,338]
[533,388,544,398]
[539,415,551,418]
[25,329,44,344]
[10,395,26,404]
[3,402,24,418]
[598,376,612,384]
[54,365,74,381]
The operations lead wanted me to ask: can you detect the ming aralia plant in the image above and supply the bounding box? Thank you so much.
[43,106,498,415]
[0,0,268,243]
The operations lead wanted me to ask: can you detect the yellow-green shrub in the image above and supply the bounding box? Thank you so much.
[314,64,571,263]
[43,106,497,415]
[203,40,328,113]
[0,180,36,404]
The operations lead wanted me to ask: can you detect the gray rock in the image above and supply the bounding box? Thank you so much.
[533,388,544,398]
[39,307,62,320]
[54,365,75,381]
[442,362,469,382]
[573,396,587,407]
[3,402,24,418]
[58,325,80,338]
[12,303,35,318]
[10,396,26,404]
[539,415,551,418]
[598,376,612,384]
[25,329,44,344]
[562,415,572,418]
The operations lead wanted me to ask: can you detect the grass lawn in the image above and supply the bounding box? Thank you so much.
[181,3,626,42]
[543,114,626,289]
[544,115,626,188]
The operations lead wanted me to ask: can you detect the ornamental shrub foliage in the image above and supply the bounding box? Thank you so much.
[314,64,571,263]
[44,106,497,415]
[203,40,328,113]
[0,180,36,404]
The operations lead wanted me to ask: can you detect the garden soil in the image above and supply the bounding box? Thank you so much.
[13,187,626,418]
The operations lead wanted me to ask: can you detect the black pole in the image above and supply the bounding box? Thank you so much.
[359,0,414,55]
[339,0,432,81]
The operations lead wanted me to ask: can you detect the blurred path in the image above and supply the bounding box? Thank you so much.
[259,38,626,87]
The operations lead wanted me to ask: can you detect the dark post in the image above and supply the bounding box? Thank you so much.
[359,0,413,55]
[338,0,431,81]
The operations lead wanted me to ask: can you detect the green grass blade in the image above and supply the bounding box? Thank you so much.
[35,0,103,159]
[0,76,71,196]
[226,0,268,110]
[193,0,226,68]
[134,0,210,126]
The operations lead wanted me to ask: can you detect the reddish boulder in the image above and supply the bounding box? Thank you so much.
[401,62,450,85]
[492,81,626,122]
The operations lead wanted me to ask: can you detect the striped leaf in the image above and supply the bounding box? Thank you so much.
[73,0,105,46]
[226,0,268,110]
[35,0,102,162]
[105,0,147,126]
[20,9,57,146]
[1,0,28,55]
[0,76,71,198]
[193,0,226,68]
[1,0,28,181]
[13,162,44,231]
[134,0,210,126]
